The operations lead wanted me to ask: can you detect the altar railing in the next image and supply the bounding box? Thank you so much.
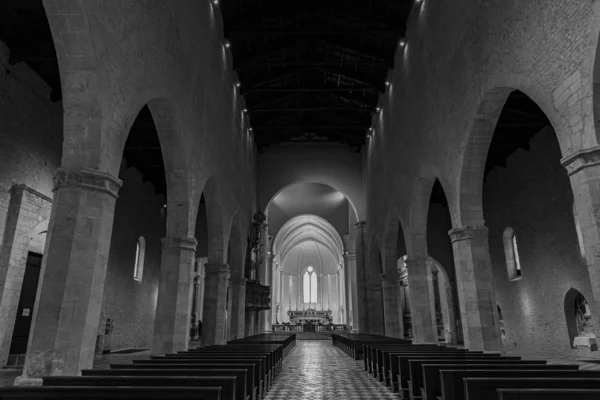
[272,324,348,332]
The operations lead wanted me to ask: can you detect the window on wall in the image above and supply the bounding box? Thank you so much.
[303,266,318,303]
[134,236,146,282]
[573,202,586,260]
[503,227,522,281]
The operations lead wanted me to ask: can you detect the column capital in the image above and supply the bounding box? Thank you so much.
[448,225,488,243]
[352,221,366,231]
[344,250,356,260]
[403,258,428,269]
[53,167,122,199]
[161,236,198,251]
[560,145,600,176]
[205,263,230,275]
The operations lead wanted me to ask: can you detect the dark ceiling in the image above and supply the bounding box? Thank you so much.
[0,2,551,199]
[0,0,61,101]
[219,0,413,151]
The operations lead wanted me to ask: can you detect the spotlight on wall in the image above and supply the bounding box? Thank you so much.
[249,127,253,131]
[399,39,407,47]
[385,81,390,86]
[235,82,241,88]
[375,107,381,112]
[224,40,231,49]
[243,108,248,113]
[212,0,219,5]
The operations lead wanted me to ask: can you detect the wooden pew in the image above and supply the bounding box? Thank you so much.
[135,356,267,397]
[81,368,250,400]
[463,377,600,400]
[176,347,281,381]
[368,343,465,379]
[0,386,222,400]
[110,362,259,400]
[42,376,237,400]
[364,343,441,375]
[497,388,600,400]
[407,355,525,398]
[394,354,525,396]
[161,351,275,388]
[424,364,580,400]
[376,347,476,384]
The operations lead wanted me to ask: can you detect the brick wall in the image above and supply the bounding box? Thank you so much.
[99,165,166,351]
[484,127,594,354]
[0,40,62,253]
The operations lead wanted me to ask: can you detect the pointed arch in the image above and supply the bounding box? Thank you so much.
[457,75,568,227]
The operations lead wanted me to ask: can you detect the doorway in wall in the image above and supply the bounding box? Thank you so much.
[9,252,42,360]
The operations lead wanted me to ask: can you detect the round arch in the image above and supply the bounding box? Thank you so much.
[196,175,227,264]
[264,181,361,222]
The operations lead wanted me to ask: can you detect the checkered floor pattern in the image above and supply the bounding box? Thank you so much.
[265,341,397,399]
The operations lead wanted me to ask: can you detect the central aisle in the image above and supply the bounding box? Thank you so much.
[266,341,397,399]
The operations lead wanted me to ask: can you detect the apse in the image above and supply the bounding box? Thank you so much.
[270,215,347,325]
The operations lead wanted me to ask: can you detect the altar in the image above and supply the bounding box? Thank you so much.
[288,308,332,324]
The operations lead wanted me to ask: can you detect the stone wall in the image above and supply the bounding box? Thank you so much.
[484,127,594,354]
[98,166,166,351]
[363,0,598,242]
[0,39,61,253]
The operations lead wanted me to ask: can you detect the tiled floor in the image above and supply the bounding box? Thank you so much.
[265,340,397,399]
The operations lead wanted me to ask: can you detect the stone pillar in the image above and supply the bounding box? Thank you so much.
[381,273,402,337]
[562,147,600,337]
[229,277,247,340]
[15,168,122,385]
[405,258,438,344]
[343,251,356,329]
[195,258,207,321]
[352,221,368,332]
[366,282,385,334]
[447,226,502,351]
[152,236,197,355]
[278,267,284,323]
[202,263,230,345]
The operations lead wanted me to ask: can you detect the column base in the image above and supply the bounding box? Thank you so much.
[14,376,43,386]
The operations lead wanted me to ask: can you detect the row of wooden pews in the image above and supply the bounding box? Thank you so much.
[0,333,295,400]
[332,333,600,400]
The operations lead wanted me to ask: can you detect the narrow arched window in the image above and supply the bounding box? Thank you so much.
[134,236,146,281]
[573,202,586,260]
[503,227,522,281]
[303,266,318,304]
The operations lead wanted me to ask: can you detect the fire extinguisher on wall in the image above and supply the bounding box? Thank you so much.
[102,318,113,354]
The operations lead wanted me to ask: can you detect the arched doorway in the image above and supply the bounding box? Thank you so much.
[565,288,596,349]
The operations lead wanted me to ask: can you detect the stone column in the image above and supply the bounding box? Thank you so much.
[381,273,402,337]
[278,267,284,323]
[202,263,230,345]
[229,277,247,340]
[352,221,368,332]
[343,251,356,329]
[15,168,122,385]
[366,282,385,334]
[196,258,207,321]
[152,236,197,355]
[405,258,438,344]
[562,147,600,337]
[447,226,502,351]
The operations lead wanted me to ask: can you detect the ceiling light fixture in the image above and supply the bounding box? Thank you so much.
[243,108,248,113]
[375,107,381,112]
[385,81,391,86]
[212,0,219,5]
[399,39,407,47]
[235,82,241,88]
[224,40,231,49]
